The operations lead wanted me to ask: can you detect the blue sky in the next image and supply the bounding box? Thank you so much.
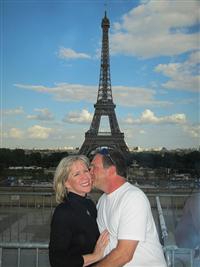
[1,0,199,150]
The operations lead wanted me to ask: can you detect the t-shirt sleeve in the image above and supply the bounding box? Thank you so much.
[118,191,149,241]
[49,205,84,267]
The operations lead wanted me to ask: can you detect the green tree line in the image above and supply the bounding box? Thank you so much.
[0,148,69,169]
[130,151,200,175]
[0,148,199,175]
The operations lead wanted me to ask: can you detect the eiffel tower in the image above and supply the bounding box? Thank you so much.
[79,12,129,156]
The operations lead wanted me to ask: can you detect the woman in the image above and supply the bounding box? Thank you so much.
[49,155,108,267]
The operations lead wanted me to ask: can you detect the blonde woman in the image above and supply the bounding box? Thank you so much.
[49,155,108,267]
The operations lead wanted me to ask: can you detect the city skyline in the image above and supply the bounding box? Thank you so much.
[1,0,199,150]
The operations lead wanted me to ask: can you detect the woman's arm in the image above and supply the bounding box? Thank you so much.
[83,230,109,266]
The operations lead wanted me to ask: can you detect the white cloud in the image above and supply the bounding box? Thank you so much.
[8,128,24,139]
[110,0,199,58]
[14,84,52,93]
[183,124,200,138]
[155,51,200,92]
[14,83,96,103]
[3,106,24,115]
[63,109,93,124]
[27,125,53,139]
[27,108,54,121]
[139,129,146,134]
[124,122,199,149]
[58,47,91,59]
[124,109,187,124]
[113,86,171,107]
[14,83,172,107]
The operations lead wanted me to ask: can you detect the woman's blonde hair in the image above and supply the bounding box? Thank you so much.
[53,155,90,203]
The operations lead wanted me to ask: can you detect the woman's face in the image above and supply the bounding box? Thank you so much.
[65,160,92,196]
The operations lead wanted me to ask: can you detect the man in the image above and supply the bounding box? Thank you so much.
[90,148,167,267]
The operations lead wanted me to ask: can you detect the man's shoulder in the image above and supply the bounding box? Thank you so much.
[121,182,144,195]
[96,192,107,206]
[118,183,149,206]
[98,192,107,201]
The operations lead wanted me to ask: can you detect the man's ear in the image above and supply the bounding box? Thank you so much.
[108,165,116,175]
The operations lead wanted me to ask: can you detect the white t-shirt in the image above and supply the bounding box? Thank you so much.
[97,182,167,267]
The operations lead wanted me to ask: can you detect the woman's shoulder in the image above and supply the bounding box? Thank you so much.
[53,199,74,215]
[51,200,76,228]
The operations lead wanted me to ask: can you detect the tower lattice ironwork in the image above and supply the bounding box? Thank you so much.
[79,12,129,156]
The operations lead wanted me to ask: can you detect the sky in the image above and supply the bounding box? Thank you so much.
[1,0,200,150]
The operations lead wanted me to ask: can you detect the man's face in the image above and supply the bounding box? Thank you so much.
[90,154,107,190]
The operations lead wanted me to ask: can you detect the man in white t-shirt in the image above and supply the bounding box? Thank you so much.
[90,148,167,267]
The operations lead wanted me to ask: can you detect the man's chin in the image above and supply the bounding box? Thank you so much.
[92,184,96,189]
[91,183,98,190]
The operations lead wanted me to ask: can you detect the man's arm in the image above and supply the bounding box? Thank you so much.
[94,239,139,267]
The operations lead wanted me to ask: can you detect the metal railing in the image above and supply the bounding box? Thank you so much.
[0,242,49,267]
[156,195,196,267]
[164,246,195,267]
[0,242,197,267]
[0,192,198,267]
[156,195,168,244]
[0,191,55,209]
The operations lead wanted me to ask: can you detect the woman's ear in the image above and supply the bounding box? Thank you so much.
[64,179,70,190]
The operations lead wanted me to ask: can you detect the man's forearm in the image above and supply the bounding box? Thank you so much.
[93,239,138,267]
[93,248,129,267]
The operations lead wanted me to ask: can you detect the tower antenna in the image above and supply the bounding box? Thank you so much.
[104,0,109,16]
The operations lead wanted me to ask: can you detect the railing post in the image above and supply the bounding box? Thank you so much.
[164,247,172,267]
[0,247,2,267]
[190,249,194,267]
[36,248,39,267]
[17,247,21,267]
[156,196,168,244]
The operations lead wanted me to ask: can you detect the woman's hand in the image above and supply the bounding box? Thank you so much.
[93,230,109,261]
[83,230,109,266]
